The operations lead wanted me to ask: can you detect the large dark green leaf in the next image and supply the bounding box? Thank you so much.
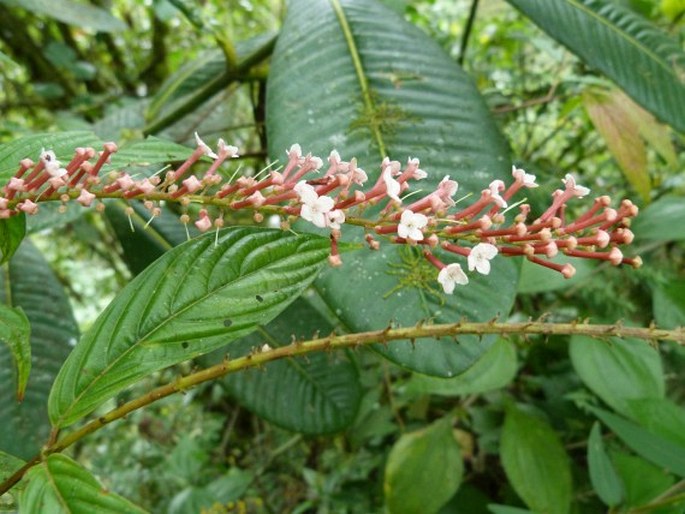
[0,0,126,32]
[569,336,664,416]
[0,131,102,181]
[500,406,573,514]
[48,228,331,428]
[384,416,463,514]
[267,0,515,375]
[588,422,624,507]
[0,213,26,264]
[20,454,146,513]
[507,0,685,132]
[222,298,361,434]
[0,242,78,459]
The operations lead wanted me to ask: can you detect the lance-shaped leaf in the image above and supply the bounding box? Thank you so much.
[588,422,624,507]
[267,0,516,376]
[221,298,362,434]
[48,228,331,428]
[507,0,685,132]
[20,454,147,513]
[0,242,78,460]
[0,303,31,401]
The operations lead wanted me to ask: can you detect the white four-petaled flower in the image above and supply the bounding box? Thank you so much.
[438,263,469,294]
[397,209,428,241]
[468,243,498,275]
[562,173,590,198]
[512,166,538,188]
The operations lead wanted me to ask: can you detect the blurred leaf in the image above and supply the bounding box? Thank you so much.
[517,255,594,294]
[652,279,685,329]
[105,136,196,171]
[168,468,252,514]
[569,336,664,416]
[0,241,78,460]
[507,0,685,132]
[661,0,685,20]
[591,406,685,477]
[487,507,533,514]
[0,303,31,401]
[0,213,26,264]
[0,450,24,484]
[223,299,362,434]
[48,228,331,428]
[582,88,650,202]
[0,131,102,182]
[588,422,624,507]
[626,398,685,448]
[20,454,146,513]
[632,196,685,242]
[500,406,573,514]
[611,451,678,509]
[268,0,517,376]
[0,0,126,32]
[406,339,517,396]
[384,417,463,514]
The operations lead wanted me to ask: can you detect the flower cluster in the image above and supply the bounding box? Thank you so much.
[0,135,640,294]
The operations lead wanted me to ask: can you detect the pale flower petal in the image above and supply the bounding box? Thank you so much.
[195,132,219,159]
[397,209,428,241]
[383,166,401,202]
[468,243,498,275]
[438,263,469,294]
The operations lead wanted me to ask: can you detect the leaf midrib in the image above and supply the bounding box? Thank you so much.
[56,232,324,425]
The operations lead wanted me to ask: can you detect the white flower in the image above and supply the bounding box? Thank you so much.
[562,173,590,198]
[488,180,507,208]
[217,139,239,158]
[294,180,318,204]
[397,209,428,241]
[287,143,302,161]
[194,132,219,159]
[438,263,469,294]
[468,243,498,275]
[348,159,368,185]
[512,166,538,188]
[327,209,345,229]
[382,166,401,202]
[40,149,67,178]
[436,175,459,206]
[300,194,335,228]
[407,157,427,180]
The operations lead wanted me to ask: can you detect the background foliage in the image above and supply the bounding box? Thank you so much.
[0,0,684,512]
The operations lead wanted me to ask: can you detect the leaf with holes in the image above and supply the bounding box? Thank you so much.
[221,298,361,434]
[507,0,685,132]
[267,0,516,376]
[0,242,78,460]
[48,228,331,428]
[20,454,146,513]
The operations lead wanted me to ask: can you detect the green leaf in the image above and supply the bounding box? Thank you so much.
[582,88,650,202]
[222,298,361,434]
[500,406,573,514]
[569,336,664,416]
[0,450,26,508]
[487,507,534,514]
[517,255,594,294]
[19,454,147,513]
[48,228,331,428]
[626,398,685,448]
[0,303,31,401]
[588,422,624,507]
[0,213,26,264]
[406,339,517,396]
[610,451,677,509]
[0,0,126,32]
[104,136,196,171]
[506,0,685,132]
[0,242,78,460]
[0,131,103,182]
[631,196,685,242]
[384,417,463,514]
[105,201,196,275]
[652,279,685,329]
[590,406,685,478]
[267,0,516,375]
